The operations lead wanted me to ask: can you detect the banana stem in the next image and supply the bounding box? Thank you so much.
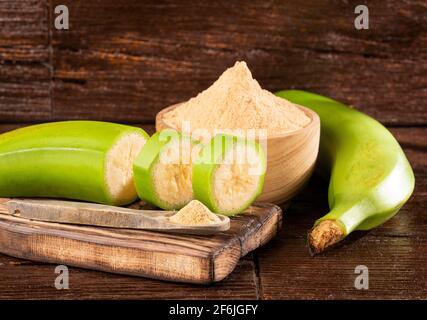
[308,220,344,255]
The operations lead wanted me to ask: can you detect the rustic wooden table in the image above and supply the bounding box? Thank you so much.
[0,1,425,299]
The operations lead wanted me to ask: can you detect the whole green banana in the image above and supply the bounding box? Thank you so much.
[0,121,149,206]
[276,90,415,254]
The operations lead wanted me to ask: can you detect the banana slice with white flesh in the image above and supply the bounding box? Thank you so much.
[133,129,201,210]
[193,134,266,216]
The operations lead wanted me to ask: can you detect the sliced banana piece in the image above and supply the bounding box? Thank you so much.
[133,129,201,210]
[193,134,266,216]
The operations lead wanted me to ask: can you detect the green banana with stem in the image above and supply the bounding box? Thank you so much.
[276,90,415,254]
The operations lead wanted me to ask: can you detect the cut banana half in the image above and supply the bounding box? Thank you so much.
[0,121,149,206]
[193,134,266,216]
[133,129,201,210]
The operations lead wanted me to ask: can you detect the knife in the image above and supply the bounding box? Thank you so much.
[0,198,230,235]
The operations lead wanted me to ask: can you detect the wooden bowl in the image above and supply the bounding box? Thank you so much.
[156,103,320,204]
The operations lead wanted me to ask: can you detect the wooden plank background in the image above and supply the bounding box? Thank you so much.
[0,0,426,299]
[0,0,425,124]
[0,0,50,122]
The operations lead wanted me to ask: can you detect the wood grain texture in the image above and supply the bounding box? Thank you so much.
[0,0,50,122]
[0,123,156,135]
[49,0,426,124]
[0,254,259,299]
[256,127,427,299]
[0,202,282,284]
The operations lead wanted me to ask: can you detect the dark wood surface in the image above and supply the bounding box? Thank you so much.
[0,0,426,299]
[0,0,426,124]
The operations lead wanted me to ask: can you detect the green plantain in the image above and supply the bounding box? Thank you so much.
[276,90,415,254]
[0,121,149,205]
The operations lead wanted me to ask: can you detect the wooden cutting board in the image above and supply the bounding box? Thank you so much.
[0,199,282,284]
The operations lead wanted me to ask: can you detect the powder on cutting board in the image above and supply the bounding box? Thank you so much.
[163,61,311,137]
[169,200,221,225]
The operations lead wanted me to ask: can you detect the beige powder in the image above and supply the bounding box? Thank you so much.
[169,200,221,225]
[163,61,311,138]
